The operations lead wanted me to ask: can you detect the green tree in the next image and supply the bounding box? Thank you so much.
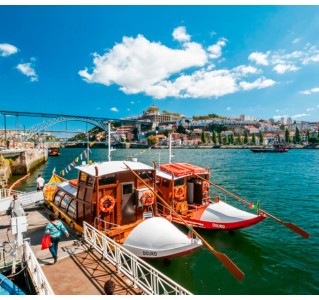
[252,133,256,145]
[259,131,264,145]
[230,132,235,144]
[132,127,139,141]
[212,130,217,144]
[176,125,186,134]
[237,133,243,145]
[218,132,222,145]
[285,128,292,143]
[201,130,206,144]
[295,127,302,144]
[224,134,229,145]
[147,135,158,146]
[306,129,310,142]
[244,131,249,144]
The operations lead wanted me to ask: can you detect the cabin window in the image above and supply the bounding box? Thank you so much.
[79,172,87,183]
[53,190,65,206]
[162,179,170,188]
[87,176,94,187]
[99,175,116,186]
[66,199,76,218]
[139,172,152,180]
[174,178,184,186]
[60,194,72,209]
[77,185,85,200]
[122,183,133,195]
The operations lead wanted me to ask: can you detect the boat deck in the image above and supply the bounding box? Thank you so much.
[0,206,142,295]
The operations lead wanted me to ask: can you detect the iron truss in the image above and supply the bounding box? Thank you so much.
[22,116,120,142]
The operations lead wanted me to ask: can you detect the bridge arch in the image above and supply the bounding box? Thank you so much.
[22,116,119,142]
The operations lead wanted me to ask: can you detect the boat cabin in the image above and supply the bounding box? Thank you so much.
[155,163,210,215]
[50,161,156,237]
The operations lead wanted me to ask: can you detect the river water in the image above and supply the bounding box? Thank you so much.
[14,148,319,295]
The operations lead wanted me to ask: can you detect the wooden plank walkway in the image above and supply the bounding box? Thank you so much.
[0,206,142,295]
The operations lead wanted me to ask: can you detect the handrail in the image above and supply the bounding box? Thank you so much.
[83,221,192,295]
[23,240,54,295]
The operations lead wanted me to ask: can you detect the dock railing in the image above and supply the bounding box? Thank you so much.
[83,221,192,295]
[23,239,54,295]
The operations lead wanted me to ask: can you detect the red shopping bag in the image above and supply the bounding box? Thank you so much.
[41,234,51,250]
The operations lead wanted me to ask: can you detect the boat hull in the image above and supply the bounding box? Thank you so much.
[172,201,266,230]
[123,217,202,258]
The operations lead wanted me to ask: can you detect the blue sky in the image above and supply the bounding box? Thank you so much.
[1,5,319,132]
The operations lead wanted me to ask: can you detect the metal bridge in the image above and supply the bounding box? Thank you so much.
[0,110,151,143]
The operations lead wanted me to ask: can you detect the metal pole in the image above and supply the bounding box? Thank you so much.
[4,114,7,148]
[108,122,111,162]
[86,123,89,164]
[169,134,172,164]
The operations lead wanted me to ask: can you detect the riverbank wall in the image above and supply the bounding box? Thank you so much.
[0,149,48,187]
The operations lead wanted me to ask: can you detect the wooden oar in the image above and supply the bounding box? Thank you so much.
[194,174,310,239]
[124,162,244,281]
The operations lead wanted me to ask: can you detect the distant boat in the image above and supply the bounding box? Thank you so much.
[48,147,60,156]
[250,147,289,153]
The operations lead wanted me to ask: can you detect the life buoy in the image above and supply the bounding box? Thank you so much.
[202,181,210,193]
[174,186,185,201]
[100,195,116,213]
[140,191,154,206]
[214,194,220,203]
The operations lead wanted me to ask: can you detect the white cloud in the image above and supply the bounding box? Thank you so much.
[292,113,309,119]
[172,26,191,42]
[302,53,319,64]
[275,109,280,112]
[292,38,300,44]
[273,115,288,120]
[110,107,118,112]
[306,108,314,112]
[232,65,260,77]
[273,64,299,74]
[299,87,319,95]
[226,107,231,111]
[16,62,38,81]
[79,34,207,95]
[239,77,276,91]
[248,51,270,66]
[0,43,18,57]
[207,38,227,59]
[130,101,135,104]
[145,69,238,99]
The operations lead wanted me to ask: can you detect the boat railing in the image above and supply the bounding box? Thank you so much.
[23,239,54,295]
[83,221,192,295]
[93,217,121,237]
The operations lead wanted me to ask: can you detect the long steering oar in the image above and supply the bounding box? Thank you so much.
[194,174,309,239]
[124,162,244,281]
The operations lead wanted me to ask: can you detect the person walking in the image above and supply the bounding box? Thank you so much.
[36,174,45,191]
[104,280,115,295]
[45,212,69,264]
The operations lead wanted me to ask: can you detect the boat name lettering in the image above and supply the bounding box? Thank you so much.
[143,251,157,256]
[212,223,225,229]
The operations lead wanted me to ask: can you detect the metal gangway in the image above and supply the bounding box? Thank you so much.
[83,221,192,295]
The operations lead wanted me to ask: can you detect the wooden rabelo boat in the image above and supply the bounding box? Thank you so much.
[155,162,266,230]
[43,161,202,259]
[48,147,60,156]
